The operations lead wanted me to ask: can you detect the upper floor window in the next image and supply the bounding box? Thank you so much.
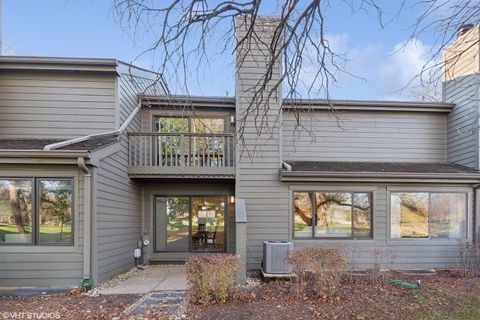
[390,192,467,239]
[0,178,73,245]
[293,191,373,239]
[154,116,225,133]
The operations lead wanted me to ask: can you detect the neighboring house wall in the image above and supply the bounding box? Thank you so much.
[94,64,166,282]
[0,72,116,139]
[445,74,480,169]
[283,110,447,162]
[0,165,85,287]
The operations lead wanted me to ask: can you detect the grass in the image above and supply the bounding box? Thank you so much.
[0,223,72,243]
[409,286,480,320]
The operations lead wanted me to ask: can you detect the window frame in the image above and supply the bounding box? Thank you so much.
[153,194,228,253]
[389,190,469,241]
[153,115,228,134]
[292,190,374,240]
[0,177,74,246]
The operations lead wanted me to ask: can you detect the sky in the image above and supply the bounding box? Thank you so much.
[2,0,447,100]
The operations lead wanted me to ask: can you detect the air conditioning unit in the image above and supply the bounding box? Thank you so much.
[262,240,293,274]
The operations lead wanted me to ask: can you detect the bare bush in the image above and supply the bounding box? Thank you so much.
[342,246,364,283]
[286,247,346,298]
[369,247,396,285]
[457,241,480,277]
[185,254,240,304]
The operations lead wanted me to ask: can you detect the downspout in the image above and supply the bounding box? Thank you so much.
[78,157,92,289]
[43,101,142,151]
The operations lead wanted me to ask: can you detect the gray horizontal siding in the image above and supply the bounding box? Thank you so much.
[445,74,480,169]
[0,165,84,287]
[95,64,166,282]
[245,182,473,270]
[0,72,116,139]
[282,110,447,162]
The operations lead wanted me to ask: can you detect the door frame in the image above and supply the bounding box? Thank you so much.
[153,194,228,253]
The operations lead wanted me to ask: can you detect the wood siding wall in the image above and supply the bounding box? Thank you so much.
[287,183,473,270]
[0,72,116,139]
[95,64,166,282]
[445,74,480,169]
[0,165,84,287]
[282,110,447,162]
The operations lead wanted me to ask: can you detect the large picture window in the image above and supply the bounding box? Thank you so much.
[390,192,467,239]
[0,178,74,245]
[293,191,373,239]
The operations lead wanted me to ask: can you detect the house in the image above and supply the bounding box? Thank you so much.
[0,17,480,288]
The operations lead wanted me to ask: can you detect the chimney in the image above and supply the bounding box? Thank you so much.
[444,24,480,170]
[234,16,284,278]
[457,24,474,38]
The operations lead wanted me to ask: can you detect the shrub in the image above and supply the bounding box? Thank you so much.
[457,241,480,277]
[185,254,240,304]
[286,247,346,297]
[369,247,395,285]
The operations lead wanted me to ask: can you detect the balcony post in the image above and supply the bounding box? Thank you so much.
[180,134,185,167]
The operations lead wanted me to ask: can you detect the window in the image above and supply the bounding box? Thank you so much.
[390,192,467,239]
[293,191,373,239]
[0,178,74,245]
[154,196,226,252]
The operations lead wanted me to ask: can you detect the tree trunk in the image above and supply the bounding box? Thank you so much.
[9,181,26,234]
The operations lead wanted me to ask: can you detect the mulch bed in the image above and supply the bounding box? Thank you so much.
[188,270,480,320]
[0,292,140,320]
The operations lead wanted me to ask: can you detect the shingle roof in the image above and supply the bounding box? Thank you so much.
[0,135,118,152]
[285,161,480,174]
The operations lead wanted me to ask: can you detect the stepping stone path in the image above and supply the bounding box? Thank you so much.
[115,291,187,319]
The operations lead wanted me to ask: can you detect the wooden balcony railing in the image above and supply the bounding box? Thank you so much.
[128,132,235,170]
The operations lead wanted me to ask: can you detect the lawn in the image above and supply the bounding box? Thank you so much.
[0,223,71,243]
[188,270,480,320]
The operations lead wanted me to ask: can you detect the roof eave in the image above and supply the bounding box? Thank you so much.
[280,170,480,183]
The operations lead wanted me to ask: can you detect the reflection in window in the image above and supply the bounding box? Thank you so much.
[315,192,352,237]
[193,118,225,133]
[391,192,429,238]
[293,191,372,239]
[39,179,73,244]
[293,192,313,237]
[0,179,32,244]
[155,117,189,133]
[390,192,467,239]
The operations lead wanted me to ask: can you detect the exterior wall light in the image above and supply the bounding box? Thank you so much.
[230,195,235,204]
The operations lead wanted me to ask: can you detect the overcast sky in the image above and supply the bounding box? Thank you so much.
[3,0,445,100]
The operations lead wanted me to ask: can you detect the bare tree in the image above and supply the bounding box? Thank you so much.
[112,0,480,143]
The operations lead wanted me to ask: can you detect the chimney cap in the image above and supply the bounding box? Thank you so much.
[457,24,475,37]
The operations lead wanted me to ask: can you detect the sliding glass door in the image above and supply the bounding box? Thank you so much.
[154,196,226,252]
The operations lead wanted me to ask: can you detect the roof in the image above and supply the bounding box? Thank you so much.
[283,99,454,113]
[0,56,118,74]
[281,161,480,183]
[0,135,118,152]
[140,95,236,109]
[139,95,453,113]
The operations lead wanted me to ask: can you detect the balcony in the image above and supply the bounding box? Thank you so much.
[128,132,235,178]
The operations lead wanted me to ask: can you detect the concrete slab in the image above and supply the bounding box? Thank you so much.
[99,265,186,295]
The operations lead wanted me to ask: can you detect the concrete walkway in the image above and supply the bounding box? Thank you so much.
[99,265,187,294]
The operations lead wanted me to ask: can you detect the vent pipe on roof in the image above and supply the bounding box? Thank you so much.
[458,24,474,38]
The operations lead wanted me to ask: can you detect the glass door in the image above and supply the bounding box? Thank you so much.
[154,196,226,252]
[155,197,190,252]
[191,197,225,252]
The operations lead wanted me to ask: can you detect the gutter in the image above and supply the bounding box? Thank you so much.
[43,101,142,151]
[280,170,480,183]
[77,157,92,287]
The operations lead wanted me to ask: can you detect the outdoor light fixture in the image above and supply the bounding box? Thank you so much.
[230,195,235,204]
